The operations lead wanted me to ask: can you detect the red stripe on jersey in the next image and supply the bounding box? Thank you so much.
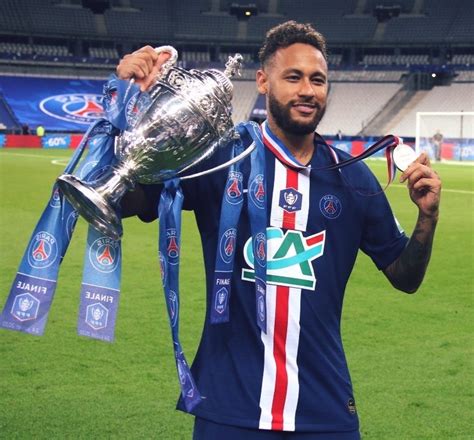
[282,168,298,230]
[305,231,325,246]
[271,285,290,430]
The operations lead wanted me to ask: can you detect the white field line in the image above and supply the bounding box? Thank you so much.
[0,151,70,166]
[390,184,473,195]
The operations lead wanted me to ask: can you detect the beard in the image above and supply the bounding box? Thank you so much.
[268,92,326,136]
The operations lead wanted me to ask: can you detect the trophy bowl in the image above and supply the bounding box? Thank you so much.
[57,48,250,240]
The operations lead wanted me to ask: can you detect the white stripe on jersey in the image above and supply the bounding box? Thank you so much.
[270,158,310,232]
[259,159,309,431]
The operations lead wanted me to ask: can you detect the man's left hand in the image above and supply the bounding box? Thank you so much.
[399,152,442,219]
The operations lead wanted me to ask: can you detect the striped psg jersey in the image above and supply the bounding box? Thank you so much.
[147,124,409,432]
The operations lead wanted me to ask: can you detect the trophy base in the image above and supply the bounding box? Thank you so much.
[57,174,123,241]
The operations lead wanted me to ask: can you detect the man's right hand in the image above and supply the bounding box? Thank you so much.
[116,45,172,92]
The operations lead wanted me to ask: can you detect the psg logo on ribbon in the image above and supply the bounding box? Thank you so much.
[39,93,104,125]
[166,229,180,265]
[224,171,243,205]
[66,211,79,241]
[89,237,120,273]
[168,290,178,327]
[219,228,237,263]
[319,194,342,219]
[27,231,59,269]
[254,232,266,267]
[49,187,61,208]
[158,251,167,283]
[249,174,265,209]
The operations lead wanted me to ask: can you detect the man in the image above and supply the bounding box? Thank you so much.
[432,129,443,161]
[116,21,441,439]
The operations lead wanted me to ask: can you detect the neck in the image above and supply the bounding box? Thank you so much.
[267,119,315,164]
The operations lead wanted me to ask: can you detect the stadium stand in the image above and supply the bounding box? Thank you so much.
[0,0,472,142]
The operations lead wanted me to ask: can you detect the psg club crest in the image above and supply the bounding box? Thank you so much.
[158,251,167,283]
[166,229,180,265]
[11,292,40,322]
[49,187,61,208]
[88,237,120,273]
[85,302,109,330]
[39,93,104,125]
[168,290,178,327]
[254,232,266,267]
[219,228,237,264]
[319,194,342,219]
[27,231,59,269]
[224,171,243,205]
[249,174,265,209]
[279,188,302,213]
[66,211,79,241]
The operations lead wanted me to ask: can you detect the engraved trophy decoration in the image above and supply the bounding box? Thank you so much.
[57,46,253,240]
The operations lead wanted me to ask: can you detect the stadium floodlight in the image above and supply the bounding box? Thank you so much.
[229,3,258,21]
[415,111,474,161]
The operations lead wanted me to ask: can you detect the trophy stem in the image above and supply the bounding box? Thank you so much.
[57,162,136,240]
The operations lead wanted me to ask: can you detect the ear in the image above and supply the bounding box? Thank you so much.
[256,69,268,94]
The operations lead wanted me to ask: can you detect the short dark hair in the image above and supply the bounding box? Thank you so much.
[258,20,327,67]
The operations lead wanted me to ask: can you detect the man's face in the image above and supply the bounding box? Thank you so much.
[257,43,328,136]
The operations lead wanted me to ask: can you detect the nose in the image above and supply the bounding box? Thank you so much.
[298,77,315,97]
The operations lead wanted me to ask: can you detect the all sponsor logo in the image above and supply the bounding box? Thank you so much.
[242,227,326,290]
[27,231,59,269]
[279,187,302,213]
[39,93,104,125]
[319,194,342,219]
[11,293,40,322]
[89,237,120,273]
[42,134,70,149]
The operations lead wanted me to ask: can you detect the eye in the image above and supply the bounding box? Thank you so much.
[312,77,326,85]
[286,74,300,82]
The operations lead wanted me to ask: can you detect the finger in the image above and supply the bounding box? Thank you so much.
[412,177,440,192]
[405,167,434,187]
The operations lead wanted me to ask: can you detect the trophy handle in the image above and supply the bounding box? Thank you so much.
[180,142,256,181]
[154,45,178,78]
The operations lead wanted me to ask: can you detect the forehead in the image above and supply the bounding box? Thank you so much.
[268,43,327,74]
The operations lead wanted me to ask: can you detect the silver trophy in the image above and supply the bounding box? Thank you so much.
[57,46,254,240]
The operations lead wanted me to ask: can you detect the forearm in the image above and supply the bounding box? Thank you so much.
[384,210,438,293]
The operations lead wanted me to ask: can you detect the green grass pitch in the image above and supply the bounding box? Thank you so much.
[0,148,472,439]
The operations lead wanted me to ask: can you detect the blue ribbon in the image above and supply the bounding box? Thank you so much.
[0,120,117,335]
[158,178,202,411]
[210,121,268,332]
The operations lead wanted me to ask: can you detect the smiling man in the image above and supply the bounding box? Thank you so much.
[116,21,441,440]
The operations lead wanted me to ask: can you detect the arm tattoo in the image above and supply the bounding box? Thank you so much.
[384,214,438,293]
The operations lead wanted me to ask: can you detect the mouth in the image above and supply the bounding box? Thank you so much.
[292,102,318,115]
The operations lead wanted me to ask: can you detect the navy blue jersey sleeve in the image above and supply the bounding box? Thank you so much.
[360,189,409,270]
